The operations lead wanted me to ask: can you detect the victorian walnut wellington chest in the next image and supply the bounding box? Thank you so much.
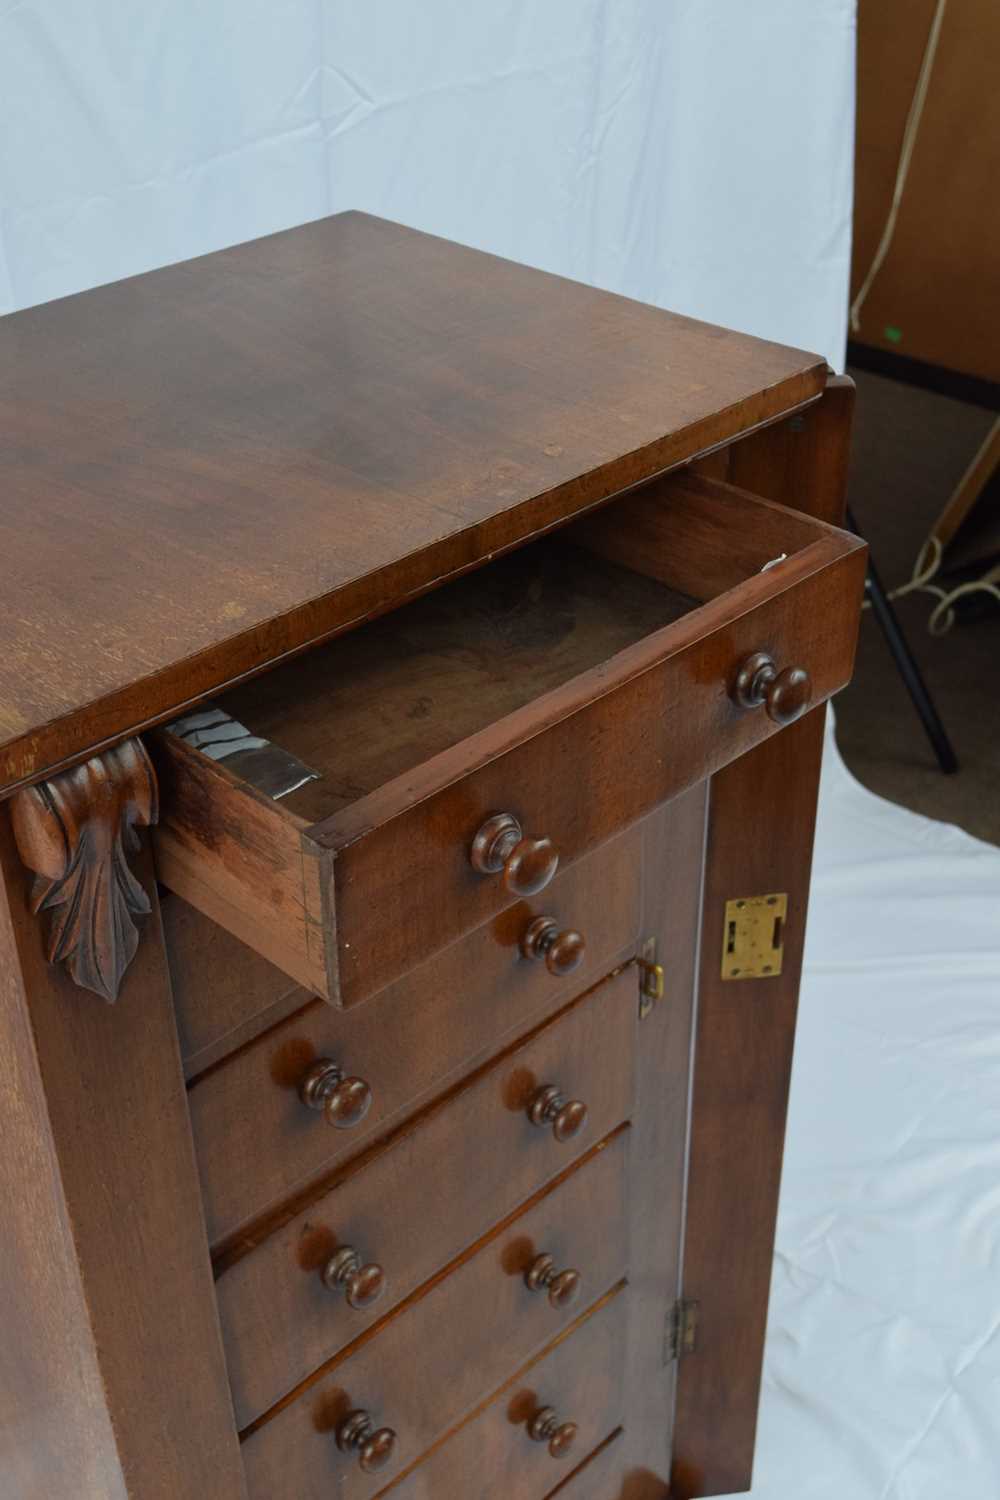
[0,213,865,1500]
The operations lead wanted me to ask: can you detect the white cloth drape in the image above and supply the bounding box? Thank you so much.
[738,715,1000,1500]
[0,0,855,368]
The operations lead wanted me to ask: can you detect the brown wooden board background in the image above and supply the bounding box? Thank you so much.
[852,0,1000,381]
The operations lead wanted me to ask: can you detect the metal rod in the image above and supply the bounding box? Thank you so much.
[848,508,959,775]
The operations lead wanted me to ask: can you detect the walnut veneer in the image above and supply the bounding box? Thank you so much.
[0,212,863,1499]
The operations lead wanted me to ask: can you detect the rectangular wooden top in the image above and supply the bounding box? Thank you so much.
[0,211,825,796]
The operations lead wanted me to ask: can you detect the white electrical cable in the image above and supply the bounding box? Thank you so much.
[926,568,1000,635]
[864,540,1000,636]
[890,534,944,599]
[850,0,949,333]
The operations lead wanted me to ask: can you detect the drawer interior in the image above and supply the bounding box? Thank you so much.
[220,540,693,824]
[215,472,824,827]
[153,468,862,1004]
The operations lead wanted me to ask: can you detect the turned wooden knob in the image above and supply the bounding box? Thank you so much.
[733,651,812,726]
[525,1253,582,1309]
[528,1406,578,1459]
[527,1084,588,1143]
[322,1247,386,1311]
[470,813,558,896]
[520,916,585,977]
[299,1058,372,1129]
[335,1409,397,1473]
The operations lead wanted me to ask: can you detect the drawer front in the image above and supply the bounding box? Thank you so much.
[543,1431,624,1499]
[325,538,863,1007]
[190,827,641,1248]
[218,966,636,1427]
[164,891,307,1079]
[364,1288,626,1500]
[154,475,865,1007]
[239,1133,628,1499]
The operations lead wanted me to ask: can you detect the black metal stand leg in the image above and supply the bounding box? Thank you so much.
[848,508,959,775]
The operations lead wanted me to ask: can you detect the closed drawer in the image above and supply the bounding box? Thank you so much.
[191,826,641,1248]
[152,471,864,1006]
[217,965,636,1428]
[239,1132,629,1498]
[164,891,307,1079]
[359,1288,626,1500]
[544,1431,624,1499]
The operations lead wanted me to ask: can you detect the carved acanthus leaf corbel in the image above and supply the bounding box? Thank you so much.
[10,738,159,1003]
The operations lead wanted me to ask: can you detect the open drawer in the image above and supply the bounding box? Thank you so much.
[151,472,866,1006]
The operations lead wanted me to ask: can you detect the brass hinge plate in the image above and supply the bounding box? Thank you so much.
[721,893,787,980]
[638,937,665,1018]
[666,1298,700,1362]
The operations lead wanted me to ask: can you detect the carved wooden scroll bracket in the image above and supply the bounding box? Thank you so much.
[11,738,159,1003]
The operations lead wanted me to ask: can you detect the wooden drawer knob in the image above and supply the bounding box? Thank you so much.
[525,1253,581,1309]
[528,1406,578,1459]
[520,916,585,977]
[335,1409,397,1473]
[733,651,812,726]
[470,813,558,896]
[527,1084,588,1143]
[299,1059,372,1129]
[322,1247,386,1311]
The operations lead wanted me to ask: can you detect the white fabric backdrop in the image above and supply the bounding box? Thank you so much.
[0,0,855,367]
[744,717,1000,1500]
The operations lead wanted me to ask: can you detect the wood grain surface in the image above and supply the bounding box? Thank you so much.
[153,476,864,1005]
[543,1430,625,1499]
[670,710,828,1500]
[671,374,856,1498]
[236,1132,629,1499]
[10,739,159,1003]
[0,214,860,1500]
[222,540,694,827]
[162,891,309,1078]
[319,526,862,1006]
[364,1287,628,1500]
[616,788,708,1500]
[0,211,824,798]
[215,966,636,1428]
[189,826,641,1247]
[152,730,331,997]
[726,375,856,528]
[0,810,247,1498]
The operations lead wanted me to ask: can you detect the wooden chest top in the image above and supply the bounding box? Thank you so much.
[0,210,824,795]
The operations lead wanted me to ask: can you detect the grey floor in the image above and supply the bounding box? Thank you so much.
[834,368,1000,847]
